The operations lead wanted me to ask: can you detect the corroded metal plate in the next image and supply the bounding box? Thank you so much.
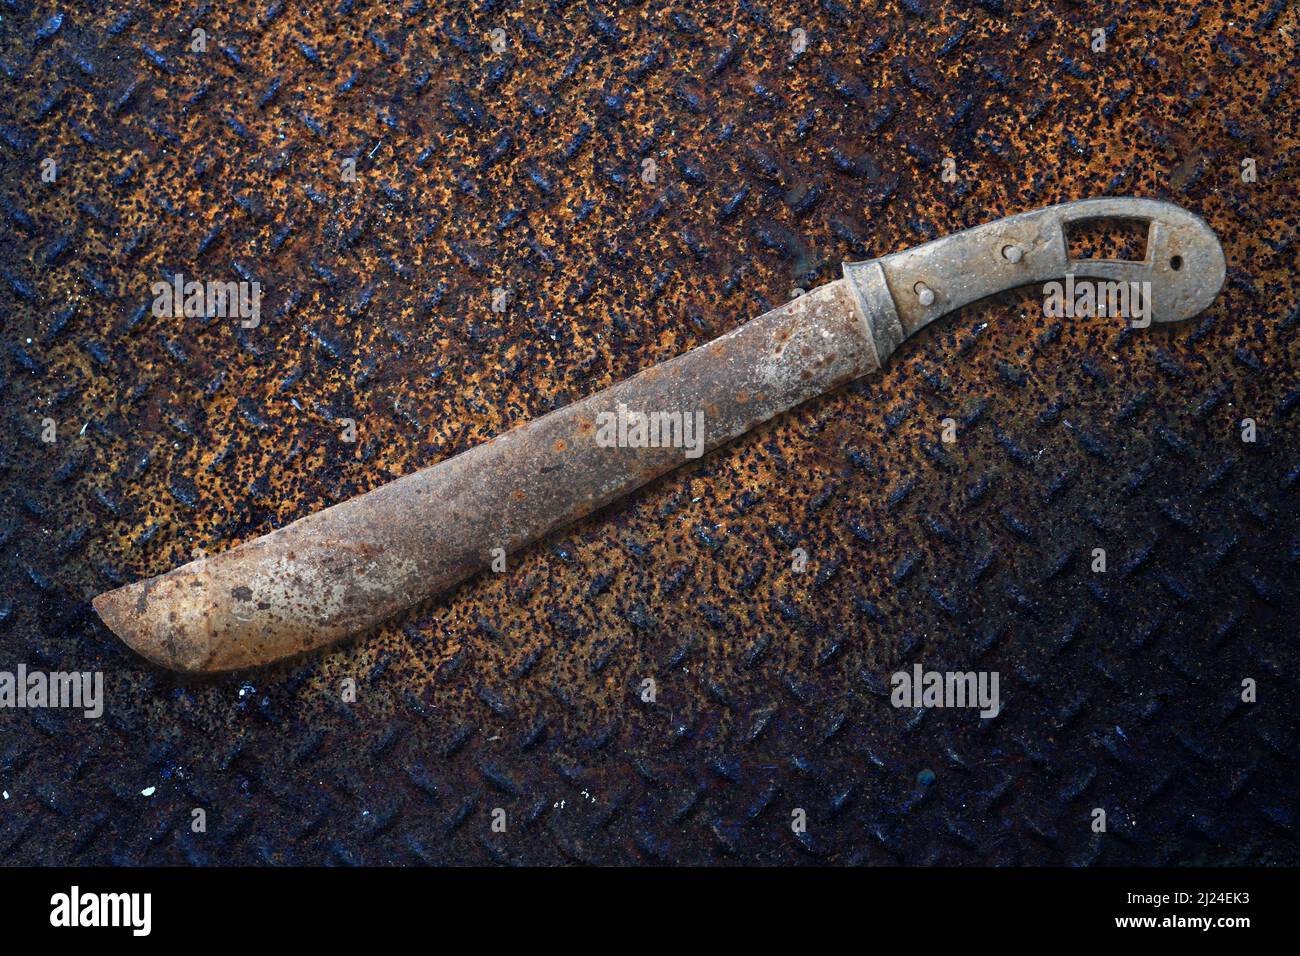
[0,1,1296,864]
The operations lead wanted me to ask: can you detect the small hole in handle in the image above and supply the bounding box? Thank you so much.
[1169,255,1183,271]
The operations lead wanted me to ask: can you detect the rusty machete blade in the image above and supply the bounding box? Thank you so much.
[93,198,1225,671]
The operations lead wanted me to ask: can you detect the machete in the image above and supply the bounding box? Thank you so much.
[93,198,1225,671]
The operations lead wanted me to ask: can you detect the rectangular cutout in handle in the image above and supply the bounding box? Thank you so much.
[1065,216,1150,262]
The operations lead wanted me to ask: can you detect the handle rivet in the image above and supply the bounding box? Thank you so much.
[914,282,935,307]
[1001,244,1023,263]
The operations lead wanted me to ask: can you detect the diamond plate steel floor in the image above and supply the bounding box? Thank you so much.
[0,1,1297,864]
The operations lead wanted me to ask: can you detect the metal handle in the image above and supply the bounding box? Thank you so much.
[843,198,1226,365]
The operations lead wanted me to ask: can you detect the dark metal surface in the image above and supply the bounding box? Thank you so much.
[1,0,1297,865]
